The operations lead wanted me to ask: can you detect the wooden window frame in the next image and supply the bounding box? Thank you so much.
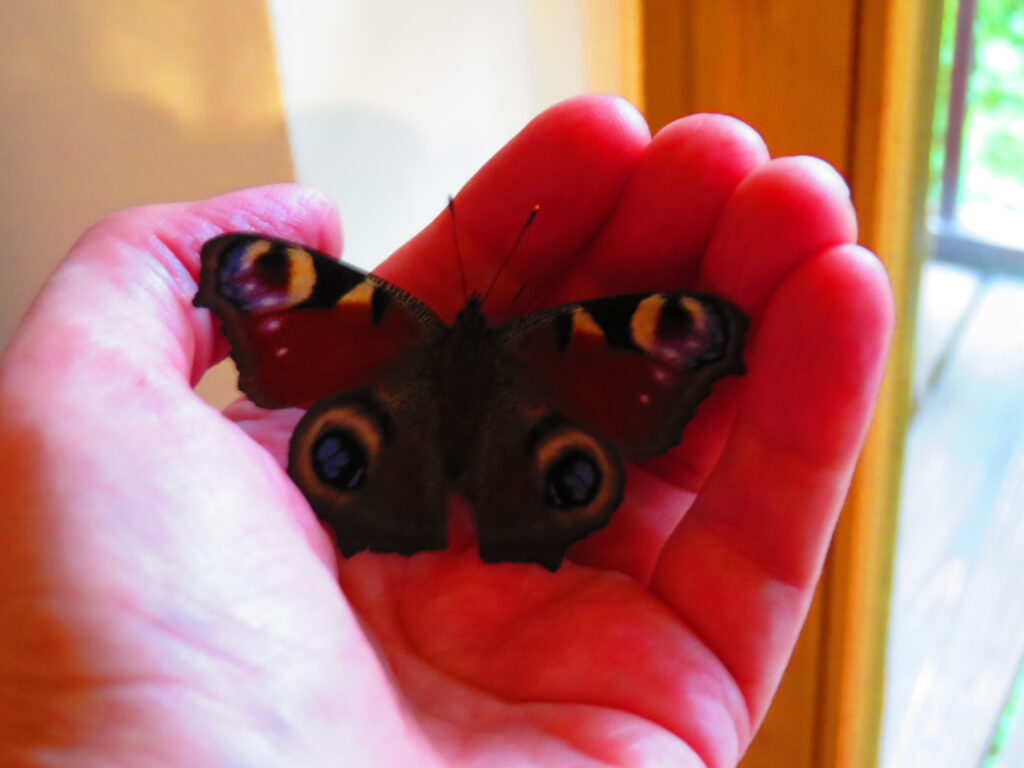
[638,1,945,766]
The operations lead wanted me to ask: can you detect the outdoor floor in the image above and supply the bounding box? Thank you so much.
[882,260,1024,768]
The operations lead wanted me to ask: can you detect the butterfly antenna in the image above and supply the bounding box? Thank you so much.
[481,204,540,308]
[448,195,470,302]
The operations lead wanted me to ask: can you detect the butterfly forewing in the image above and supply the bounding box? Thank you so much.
[194,234,443,409]
[503,291,747,458]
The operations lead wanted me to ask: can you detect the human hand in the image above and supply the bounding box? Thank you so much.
[0,95,891,767]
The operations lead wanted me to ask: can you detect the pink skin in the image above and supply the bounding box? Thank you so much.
[0,95,892,768]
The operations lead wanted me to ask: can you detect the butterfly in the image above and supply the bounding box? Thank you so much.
[194,220,747,571]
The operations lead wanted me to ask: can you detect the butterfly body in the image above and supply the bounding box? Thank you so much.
[434,295,499,479]
[195,233,747,570]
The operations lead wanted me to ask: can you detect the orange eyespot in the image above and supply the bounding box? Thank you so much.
[289,395,387,506]
[532,421,621,526]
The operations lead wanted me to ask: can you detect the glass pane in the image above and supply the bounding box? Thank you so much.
[958,0,1024,247]
[884,3,1024,767]
[937,0,1024,246]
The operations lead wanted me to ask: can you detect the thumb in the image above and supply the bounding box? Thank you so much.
[0,183,343,596]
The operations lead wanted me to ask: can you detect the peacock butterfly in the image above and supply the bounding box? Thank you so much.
[194,214,747,570]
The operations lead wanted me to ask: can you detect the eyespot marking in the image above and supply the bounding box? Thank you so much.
[545,450,601,509]
[371,286,393,325]
[530,417,620,526]
[216,240,316,311]
[289,394,390,508]
[338,281,375,309]
[571,308,605,340]
[630,294,724,368]
[312,429,368,491]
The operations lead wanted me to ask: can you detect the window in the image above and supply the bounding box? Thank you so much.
[883,1,1024,766]
[930,0,1024,274]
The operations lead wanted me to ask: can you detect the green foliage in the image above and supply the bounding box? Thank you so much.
[929,0,961,207]
[930,0,1024,230]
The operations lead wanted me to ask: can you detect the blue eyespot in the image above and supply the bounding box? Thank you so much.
[545,451,601,509]
[312,429,368,491]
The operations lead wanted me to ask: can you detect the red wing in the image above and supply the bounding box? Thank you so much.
[194,234,443,409]
[504,292,747,458]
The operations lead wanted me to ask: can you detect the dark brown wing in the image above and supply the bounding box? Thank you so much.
[287,360,449,557]
[460,357,625,571]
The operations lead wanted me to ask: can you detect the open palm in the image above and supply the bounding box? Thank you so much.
[0,96,891,768]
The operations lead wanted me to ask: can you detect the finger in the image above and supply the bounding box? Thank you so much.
[650,244,893,722]
[569,159,859,581]
[697,155,858,311]
[650,156,859,483]
[549,113,769,302]
[375,94,650,321]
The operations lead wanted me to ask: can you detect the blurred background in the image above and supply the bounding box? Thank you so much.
[1,2,1021,767]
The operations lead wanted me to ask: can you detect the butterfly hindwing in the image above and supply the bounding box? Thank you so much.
[287,360,449,557]
[504,291,747,458]
[194,234,443,409]
[460,354,625,571]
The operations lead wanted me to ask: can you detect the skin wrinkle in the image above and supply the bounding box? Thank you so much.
[350,565,614,765]
[1,576,267,714]
[573,460,694,585]
[388,639,694,768]
[62,239,193,383]
[630,455,701,510]
[2,636,285,768]
[388,565,743,768]
[650,524,803,726]
[401,565,590,666]
[145,222,206,289]
[330,475,748,767]
[637,421,736,496]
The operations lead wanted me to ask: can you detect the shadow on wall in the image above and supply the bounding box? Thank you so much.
[0,0,294,350]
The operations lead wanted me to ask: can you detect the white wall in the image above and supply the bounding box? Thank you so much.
[0,1,293,352]
[267,0,627,270]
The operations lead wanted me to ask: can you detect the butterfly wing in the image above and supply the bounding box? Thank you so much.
[194,234,443,409]
[462,394,626,571]
[195,234,450,555]
[460,291,744,570]
[287,367,449,557]
[502,291,747,458]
